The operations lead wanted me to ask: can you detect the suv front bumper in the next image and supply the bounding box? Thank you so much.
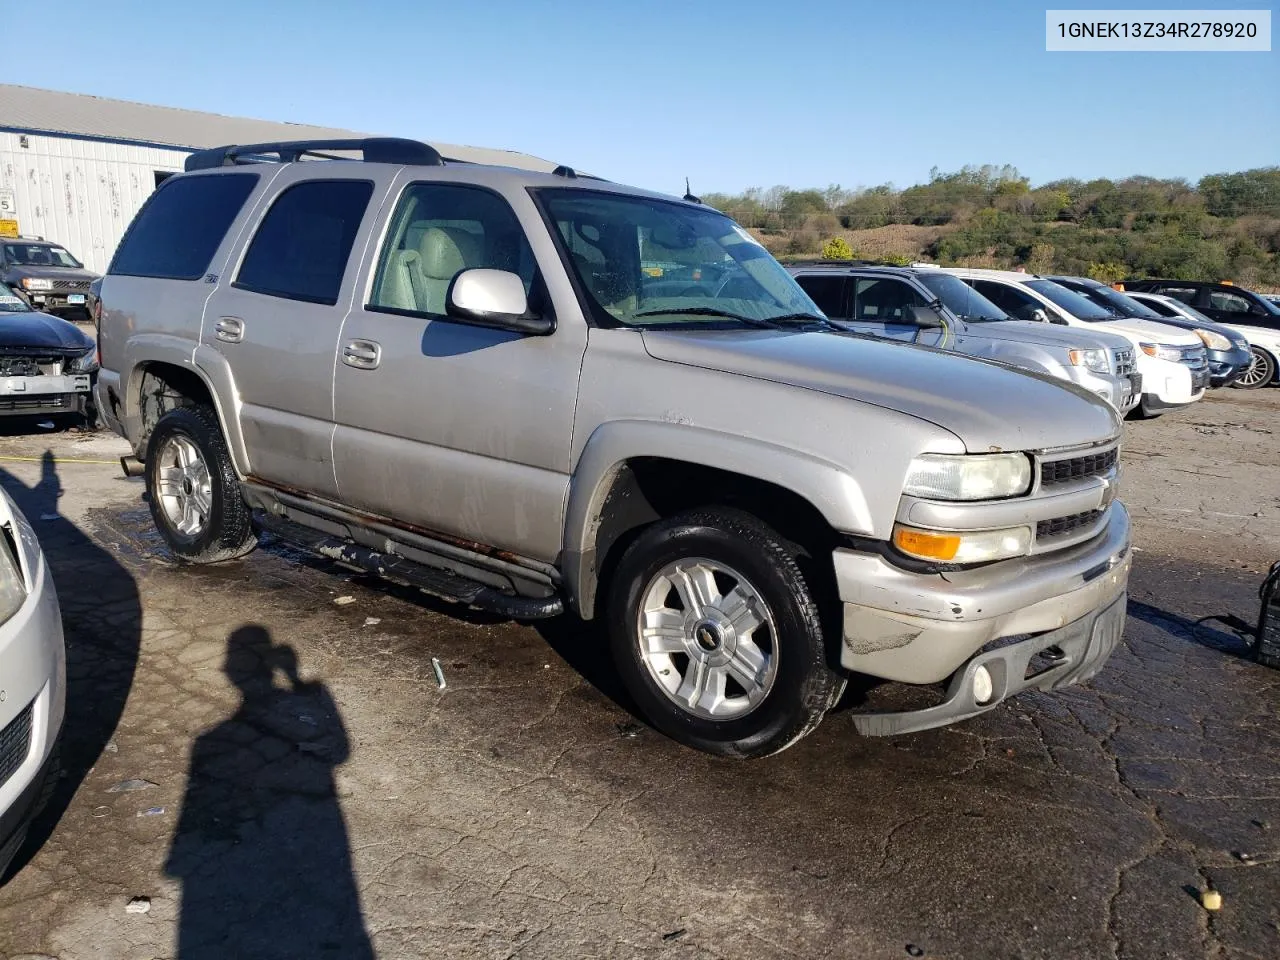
[833,503,1130,727]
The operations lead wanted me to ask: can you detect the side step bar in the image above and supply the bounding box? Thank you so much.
[256,513,564,620]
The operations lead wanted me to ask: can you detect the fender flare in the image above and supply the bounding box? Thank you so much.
[561,419,873,619]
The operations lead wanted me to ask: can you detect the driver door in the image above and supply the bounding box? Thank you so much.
[851,277,945,347]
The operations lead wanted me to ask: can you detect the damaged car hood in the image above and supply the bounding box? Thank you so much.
[642,329,1119,452]
[0,310,95,353]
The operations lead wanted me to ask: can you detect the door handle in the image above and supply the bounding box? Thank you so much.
[342,339,382,370]
[215,316,244,343]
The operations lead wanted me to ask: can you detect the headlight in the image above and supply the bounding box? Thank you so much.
[1068,347,1110,374]
[21,278,52,291]
[893,524,1032,564]
[67,347,98,374]
[1139,342,1184,363]
[0,525,28,627]
[1193,329,1231,351]
[903,453,1032,501]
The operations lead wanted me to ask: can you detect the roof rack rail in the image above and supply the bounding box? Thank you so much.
[184,137,444,172]
[787,258,900,268]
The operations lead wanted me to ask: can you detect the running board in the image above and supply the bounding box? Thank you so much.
[256,513,564,620]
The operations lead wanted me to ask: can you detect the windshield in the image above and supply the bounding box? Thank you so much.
[0,287,32,312]
[1067,282,1166,320]
[1259,293,1280,316]
[537,189,822,328]
[3,243,82,268]
[917,272,1009,322]
[1025,279,1115,322]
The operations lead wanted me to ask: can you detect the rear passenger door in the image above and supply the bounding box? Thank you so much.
[203,169,386,498]
[330,178,587,564]
[972,280,1051,323]
[791,273,849,321]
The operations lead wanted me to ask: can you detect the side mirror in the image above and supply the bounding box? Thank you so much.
[446,269,553,335]
[903,303,945,329]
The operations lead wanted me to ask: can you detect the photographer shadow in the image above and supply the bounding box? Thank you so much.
[164,625,373,959]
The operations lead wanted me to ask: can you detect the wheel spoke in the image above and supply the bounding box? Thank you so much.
[191,485,213,516]
[675,657,725,714]
[669,563,719,617]
[640,608,687,655]
[727,637,769,696]
[720,585,764,636]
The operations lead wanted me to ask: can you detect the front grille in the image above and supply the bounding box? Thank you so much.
[0,702,33,792]
[1037,509,1104,540]
[0,356,62,377]
[1040,448,1118,486]
[53,280,90,291]
[0,396,71,412]
[1113,348,1135,377]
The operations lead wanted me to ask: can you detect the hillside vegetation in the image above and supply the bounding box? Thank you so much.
[702,166,1280,288]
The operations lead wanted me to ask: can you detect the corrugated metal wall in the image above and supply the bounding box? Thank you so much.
[0,132,188,273]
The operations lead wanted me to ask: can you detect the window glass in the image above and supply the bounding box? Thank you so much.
[1135,295,1178,317]
[0,287,31,312]
[3,244,81,268]
[236,180,373,305]
[853,278,926,321]
[369,183,536,316]
[1025,279,1114,321]
[1208,290,1252,313]
[110,173,258,280]
[917,272,1009,321]
[793,275,846,317]
[538,189,819,329]
[1158,286,1199,304]
[973,280,1040,322]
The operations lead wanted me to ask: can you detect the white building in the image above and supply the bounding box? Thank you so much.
[0,85,556,274]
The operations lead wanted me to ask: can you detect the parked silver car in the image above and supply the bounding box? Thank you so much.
[95,138,1130,756]
[0,487,65,879]
[789,263,1142,412]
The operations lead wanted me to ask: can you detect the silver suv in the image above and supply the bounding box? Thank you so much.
[789,263,1142,413]
[95,138,1131,757]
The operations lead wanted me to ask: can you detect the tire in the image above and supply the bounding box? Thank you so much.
[606,508,846,758]
[145,405,257,563]
[1126,397,1163,421]
[1232,347,1276,390]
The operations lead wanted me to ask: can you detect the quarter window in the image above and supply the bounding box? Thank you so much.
[109,173,258,280]
[235,180,373,305]
[369,184,536,317]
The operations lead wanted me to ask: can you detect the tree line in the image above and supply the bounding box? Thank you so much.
[702,165,1280,287]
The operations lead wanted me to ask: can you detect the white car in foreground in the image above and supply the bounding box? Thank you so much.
[1127,291,1280,389]
[0,488,65,880]
[939,268,1209,417]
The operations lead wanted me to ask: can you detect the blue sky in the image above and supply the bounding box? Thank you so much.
[5,0,1276,195]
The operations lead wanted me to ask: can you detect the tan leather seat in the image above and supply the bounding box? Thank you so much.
[376,225,483,315]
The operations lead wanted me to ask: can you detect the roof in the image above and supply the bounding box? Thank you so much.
[0,84,559,172]
[934,267,1048,283]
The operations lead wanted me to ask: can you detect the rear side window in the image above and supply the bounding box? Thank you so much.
[109,173,259,280]
[793,275,847,317]
[236,180,374,306]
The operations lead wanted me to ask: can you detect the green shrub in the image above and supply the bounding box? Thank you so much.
[821,237,854,260]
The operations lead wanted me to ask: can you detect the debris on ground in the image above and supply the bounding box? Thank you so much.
[906,946,925,958]
[107,778,157,793]
[104,741,118,753]
[431,657,447,690]
[124,897,151,914]
[38,514,57,521]
[35,421,54,430]
[616,721,641,739]
[1201,889,1223,911]
[334,595,356,605]
[136,806,166,818]
[661,928,686,942]
[363,617,381,627]
[1235,851,1256,865]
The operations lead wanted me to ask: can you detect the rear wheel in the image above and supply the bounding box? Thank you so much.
[145,406,257,563]
[606,508,846,757]
[1233,347,1275,389]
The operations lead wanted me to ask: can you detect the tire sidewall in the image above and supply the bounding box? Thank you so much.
[608,516,832,757]
[145,408,237,560]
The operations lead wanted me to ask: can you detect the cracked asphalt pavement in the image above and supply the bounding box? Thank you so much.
[0,387,1278,960]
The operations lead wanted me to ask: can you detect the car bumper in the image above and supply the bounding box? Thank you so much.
[1076,370,1141,412]
[0,374,93,417]
[834,501,1130,689]
[0,513,66,871]
[24,293,89,315]
[1135,355,1204,404]
[1208,349,1251,387]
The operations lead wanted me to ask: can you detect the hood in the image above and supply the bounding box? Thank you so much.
[4,264,101,284]
[642,330,1119,452]
[1090,316,1201,344]
[0,310,95,353]
[963,318,1132,352]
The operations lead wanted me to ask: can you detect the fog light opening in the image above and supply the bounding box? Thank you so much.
[972,664,994,705]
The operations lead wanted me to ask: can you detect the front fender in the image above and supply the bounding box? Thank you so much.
[561,419,874,619]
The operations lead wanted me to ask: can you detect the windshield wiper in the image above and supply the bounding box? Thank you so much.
[632,307,834,331]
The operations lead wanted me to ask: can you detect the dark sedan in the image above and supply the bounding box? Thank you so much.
[1049,276,1251,387]
[0,285,98,426]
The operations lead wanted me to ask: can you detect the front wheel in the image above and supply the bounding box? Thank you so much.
[145,406,257,563]
[606,509,846,758]
[1232,347,1276,389]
